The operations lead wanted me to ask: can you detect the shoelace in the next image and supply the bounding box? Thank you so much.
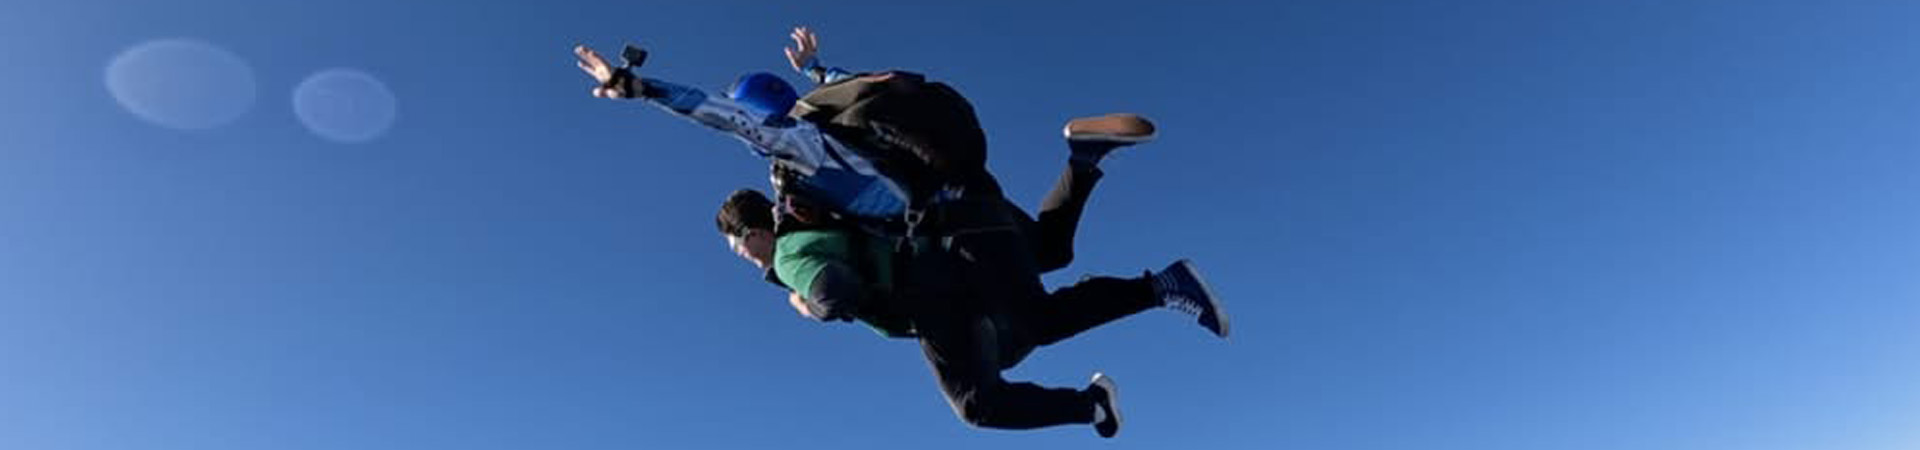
[1163,294,1203,316]
[1153,272,1204,316]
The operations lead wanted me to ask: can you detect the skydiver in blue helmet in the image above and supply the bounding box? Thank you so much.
[572,26,1228,438]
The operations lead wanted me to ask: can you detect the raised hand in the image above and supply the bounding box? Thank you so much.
[784,26,821,72]
[573,44,631,99]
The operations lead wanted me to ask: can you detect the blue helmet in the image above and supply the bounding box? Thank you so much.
[727,72,799,118]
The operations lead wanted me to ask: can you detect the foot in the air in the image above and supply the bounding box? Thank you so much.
[1152,259,1230,338]
[1065,113,1156,166]
[1089,373,1122,438]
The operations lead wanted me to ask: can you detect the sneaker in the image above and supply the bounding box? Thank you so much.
[1064,114,1157,163]
[1153,259,1230,338]
[1089,372,1122,438]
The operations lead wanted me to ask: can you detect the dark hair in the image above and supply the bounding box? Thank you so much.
[716,189,775,236]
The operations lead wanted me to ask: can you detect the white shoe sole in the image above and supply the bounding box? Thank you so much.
[1092,372,1122,437]
[1179,259,1230,338]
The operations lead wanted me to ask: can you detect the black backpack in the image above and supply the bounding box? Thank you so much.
[788,71,987,200]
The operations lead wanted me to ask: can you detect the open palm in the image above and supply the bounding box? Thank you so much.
[784,26,820,71]
[573,45,629,98]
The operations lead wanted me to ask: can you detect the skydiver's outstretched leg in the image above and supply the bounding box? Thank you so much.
[1013,275,1159,348]
[1026,114,1157,273]
[899,115,1211,439]
[935,113,1223,352]
[907,244,1218,439]
[1007,114,1231,347]
[1013,259,1231,351]
[893,247,1108,434]
[918,312,1105,431]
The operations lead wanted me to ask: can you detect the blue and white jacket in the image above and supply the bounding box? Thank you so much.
[634,60,905,220]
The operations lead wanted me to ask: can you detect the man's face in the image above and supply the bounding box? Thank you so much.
[725,228,775,269]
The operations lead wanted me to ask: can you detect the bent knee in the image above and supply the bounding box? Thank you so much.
[954,402,995,428]
[946,388,1006,428]
[1035,249,1074,274]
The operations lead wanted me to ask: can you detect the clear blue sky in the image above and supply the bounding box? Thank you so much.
[5,0,1920,448]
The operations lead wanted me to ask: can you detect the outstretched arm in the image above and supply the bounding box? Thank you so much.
[574,44,643,99]
[574,44,817,160]
[784,27,855,85]
[571,43,913,220]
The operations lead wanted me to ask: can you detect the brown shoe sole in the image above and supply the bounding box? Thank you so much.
[1065,113,1157,142]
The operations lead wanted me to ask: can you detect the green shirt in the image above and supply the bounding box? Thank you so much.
[773,230,913,338]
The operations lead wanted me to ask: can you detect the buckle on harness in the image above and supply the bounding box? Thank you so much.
[903,209,926,238]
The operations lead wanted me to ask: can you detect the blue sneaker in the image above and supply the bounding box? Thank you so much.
[1089,373,1122,438]
[1153,259,1230,338]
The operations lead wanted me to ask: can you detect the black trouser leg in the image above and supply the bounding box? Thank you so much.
[1030,166,1104,273]
[918,312,1096,429]
[1016,275,1159,348]
[902,170,1135,430]
[968,165,1103,275]
[940,229,1161,361]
